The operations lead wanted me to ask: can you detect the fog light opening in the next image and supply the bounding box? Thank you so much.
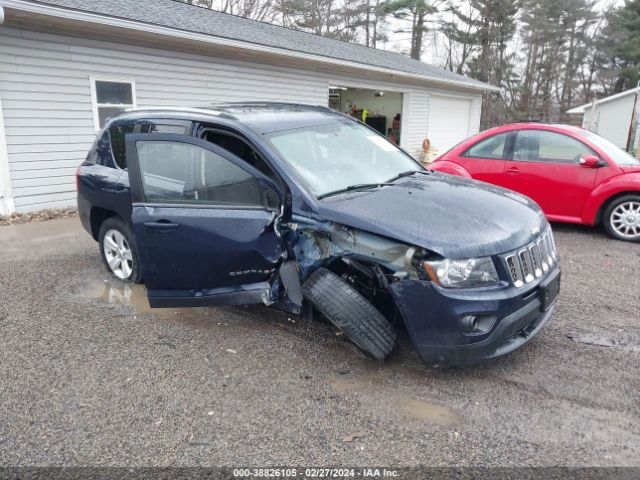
[461,314,496,335]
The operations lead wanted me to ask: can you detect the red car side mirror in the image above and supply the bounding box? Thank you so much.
[579,155,606,168]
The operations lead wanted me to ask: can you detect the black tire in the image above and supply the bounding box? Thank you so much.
[302,268,396,360]
[98,217,143,283]
[602,194,640,242]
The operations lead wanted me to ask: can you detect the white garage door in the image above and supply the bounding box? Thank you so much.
[428,95,471,153]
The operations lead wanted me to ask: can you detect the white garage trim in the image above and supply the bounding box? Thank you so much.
[0,95,14,215]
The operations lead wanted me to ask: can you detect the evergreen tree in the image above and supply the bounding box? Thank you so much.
[381,0,440,59]
[607,0,640,90]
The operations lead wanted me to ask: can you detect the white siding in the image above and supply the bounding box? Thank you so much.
[469,95,483,134]
[594,97,635,149]
[0,25,483,212]
[403,90,430,159]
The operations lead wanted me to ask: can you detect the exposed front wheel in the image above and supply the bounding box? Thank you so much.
[302,268,396,360]
[603,195,640,242]
[98,217,143,283]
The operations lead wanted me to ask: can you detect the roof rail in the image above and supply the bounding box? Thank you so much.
[124,106,222,115]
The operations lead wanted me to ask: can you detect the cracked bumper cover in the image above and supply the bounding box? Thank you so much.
[388,267,560,365]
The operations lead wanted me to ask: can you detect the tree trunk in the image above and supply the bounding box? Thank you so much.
[411,7,425,60]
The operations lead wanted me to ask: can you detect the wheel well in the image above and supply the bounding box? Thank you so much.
[90,207,118,240]
[596,191,640,225]
[326,257,403,327]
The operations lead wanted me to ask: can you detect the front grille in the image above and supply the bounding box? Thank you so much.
[503,227,557,287]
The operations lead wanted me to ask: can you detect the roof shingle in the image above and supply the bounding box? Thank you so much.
[24,0,494,91]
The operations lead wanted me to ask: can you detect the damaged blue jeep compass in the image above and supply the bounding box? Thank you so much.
[77,103,561,365]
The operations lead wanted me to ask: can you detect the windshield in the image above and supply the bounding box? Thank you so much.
[267,121,421,197]
[581,130,640,166]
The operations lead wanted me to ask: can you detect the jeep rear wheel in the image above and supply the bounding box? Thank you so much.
[302,268,396,360]
[99,217,143,283]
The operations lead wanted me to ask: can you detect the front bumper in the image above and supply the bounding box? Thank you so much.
[388,266,560,366]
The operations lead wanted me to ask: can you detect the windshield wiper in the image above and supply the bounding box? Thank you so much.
[318,183,394,200]
[386,169,431,183]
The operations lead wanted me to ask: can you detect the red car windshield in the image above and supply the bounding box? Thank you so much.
[581,130,640,166]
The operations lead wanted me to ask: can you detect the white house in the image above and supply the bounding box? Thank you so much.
[0,0,495,214]
[567,87,640,152]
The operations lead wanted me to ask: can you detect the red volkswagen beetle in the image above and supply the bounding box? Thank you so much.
[430,123,640,242]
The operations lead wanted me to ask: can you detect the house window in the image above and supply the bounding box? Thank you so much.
[91,78,136,130]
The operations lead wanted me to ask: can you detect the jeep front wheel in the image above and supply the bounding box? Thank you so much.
[302,268,396,360]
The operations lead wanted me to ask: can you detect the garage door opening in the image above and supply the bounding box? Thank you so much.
[329,86,403,146]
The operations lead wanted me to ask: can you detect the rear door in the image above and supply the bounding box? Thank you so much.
[502,129,599,219]
[455,131,513,184]
[125,133,285,307]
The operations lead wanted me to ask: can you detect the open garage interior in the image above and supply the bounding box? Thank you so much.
[329,87,403,145]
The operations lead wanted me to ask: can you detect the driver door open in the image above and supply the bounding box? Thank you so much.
[125,133,286,308]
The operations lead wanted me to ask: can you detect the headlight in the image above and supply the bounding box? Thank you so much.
[423,257,499,288]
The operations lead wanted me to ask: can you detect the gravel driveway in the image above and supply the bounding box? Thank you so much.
[0,217,638,467]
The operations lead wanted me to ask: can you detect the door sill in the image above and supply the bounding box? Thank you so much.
[148,282,270,308]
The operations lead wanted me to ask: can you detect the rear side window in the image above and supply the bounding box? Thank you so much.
[201,129,282,188]
[463,133,510,159]
[512,130,595,164]
[109,123,135,169]
[109,121,191,169]
[136,140,263,207]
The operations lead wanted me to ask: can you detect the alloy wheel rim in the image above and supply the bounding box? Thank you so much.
[610,201,640,239]
[103,229,133,279]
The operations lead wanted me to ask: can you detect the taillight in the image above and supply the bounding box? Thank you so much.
[75,166,81,191]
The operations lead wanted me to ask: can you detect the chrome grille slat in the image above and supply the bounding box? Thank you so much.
[548,230,557,259]
[518,249,534,283]
[529,244,542,277]
[505,254,523,287]
[503,227,558,287]
[537,238,549,272]
[544,233,554,264]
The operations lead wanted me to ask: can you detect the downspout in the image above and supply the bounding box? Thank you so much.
[588,94,598,131]
[625,82,639,153]
[0,5,15,215]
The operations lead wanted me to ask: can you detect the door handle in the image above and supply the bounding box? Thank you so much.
[505,167,520,175]
[143,220,180,230]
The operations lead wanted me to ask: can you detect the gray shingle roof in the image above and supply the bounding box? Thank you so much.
[25,0,494,91]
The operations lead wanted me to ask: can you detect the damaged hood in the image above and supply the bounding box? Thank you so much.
[316,173,547,258]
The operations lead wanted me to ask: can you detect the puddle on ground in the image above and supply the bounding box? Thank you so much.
[394,398,462,425]
[85,280,198,319]
[329,372,462,426]
[83,278,300,334]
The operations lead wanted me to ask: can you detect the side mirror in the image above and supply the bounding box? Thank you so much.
[261,182,282,210]
[579,155,606,168]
